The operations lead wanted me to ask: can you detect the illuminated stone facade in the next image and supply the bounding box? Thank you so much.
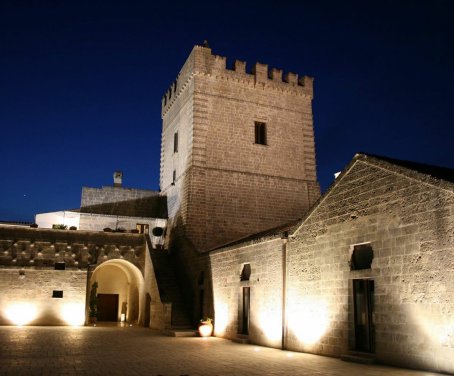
[0,227,166,328]
[160,44,320,252]
[210,153,454,374]
[159,44,320,325]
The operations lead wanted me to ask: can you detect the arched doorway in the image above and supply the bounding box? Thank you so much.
[89,259,144,325]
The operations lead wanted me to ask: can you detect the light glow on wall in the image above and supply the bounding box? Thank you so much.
[5,303,38,326]
[61,303,85,326]
[287,298,329,345]
[257,307,282,342]
[214,302,229,335]
[409,305,454,348]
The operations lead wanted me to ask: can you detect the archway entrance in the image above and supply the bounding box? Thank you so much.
[89,260,144,325]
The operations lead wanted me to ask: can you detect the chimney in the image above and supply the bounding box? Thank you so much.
[113,171,123,187]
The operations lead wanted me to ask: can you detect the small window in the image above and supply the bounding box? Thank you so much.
[198,271,205,286]
[240,264,251,281]
[54,262,66,270]
[350,244,374,270]
[174,132,178,153]
[254,122,267,145]
[52,290,63,298]
[172,170,176,184]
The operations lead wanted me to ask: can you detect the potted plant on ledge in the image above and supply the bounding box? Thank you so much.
[198,317,213,337]
[88,281,98,326]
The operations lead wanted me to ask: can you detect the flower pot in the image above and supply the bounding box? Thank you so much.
[198,321,213,337]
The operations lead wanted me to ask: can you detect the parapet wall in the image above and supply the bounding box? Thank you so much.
[81,186,159,208]
[162,45,313,116]
[0,227,146,271]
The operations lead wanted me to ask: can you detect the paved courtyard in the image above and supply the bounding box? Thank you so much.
[0,326,447,376]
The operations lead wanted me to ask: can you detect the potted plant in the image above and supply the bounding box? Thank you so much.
[88,281,98,326]
[52,224,67,230]
[198,317,213,337]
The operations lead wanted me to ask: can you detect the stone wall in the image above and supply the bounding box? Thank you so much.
[0,268,87,325]
[0,227,147,272]
[79,213,166,236]
[208,155,454,374]
[80,186,165,218]
[210,237,284,347]
[286,156,454,374]
[0,227,165,326]
[81,186,159,208]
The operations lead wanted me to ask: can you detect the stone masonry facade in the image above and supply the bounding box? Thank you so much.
[160,45,320,253]
[209,154,454,375]
[81,186,159,209]
[0,227,160,326]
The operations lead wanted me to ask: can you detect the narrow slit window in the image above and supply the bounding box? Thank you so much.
[198,271,205,286]
[254,122,267,145]
[172,170,176,184]
[174,132,178,153]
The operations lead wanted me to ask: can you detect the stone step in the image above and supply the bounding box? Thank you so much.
[232,334,250,344]
[341,351,376,365]
[163,329,197,337]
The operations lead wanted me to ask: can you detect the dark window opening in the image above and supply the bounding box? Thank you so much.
[52,290,63,298]
[172,170,176,184]
[240,264,251,281]
[254,122,267,145]
[152,226,164,237]
[174,132,178,153]
[350,244,374,270]
[54,262,66,270]
[198,271,205,286]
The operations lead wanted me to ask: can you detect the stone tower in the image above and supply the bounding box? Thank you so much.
[160,44,320,253]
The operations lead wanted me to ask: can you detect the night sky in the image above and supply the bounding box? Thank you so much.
[1,1,453,222]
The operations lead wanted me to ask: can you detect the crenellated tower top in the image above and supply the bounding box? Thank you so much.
[161,44,313,116]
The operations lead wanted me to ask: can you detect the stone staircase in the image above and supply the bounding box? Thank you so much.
[147,239,195,336]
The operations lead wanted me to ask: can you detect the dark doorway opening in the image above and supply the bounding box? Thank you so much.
[353,279,375,352]
[239,287,250,335]
[97,294,119,322]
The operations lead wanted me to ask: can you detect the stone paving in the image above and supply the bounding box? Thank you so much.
[0,326,448,376]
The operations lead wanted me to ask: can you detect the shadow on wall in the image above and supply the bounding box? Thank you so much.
[80,196,168,218]
[166,214,215,327]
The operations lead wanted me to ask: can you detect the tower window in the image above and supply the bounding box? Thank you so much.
[172,170,176,184]
[254,122,267,145]
[174,132,178,153]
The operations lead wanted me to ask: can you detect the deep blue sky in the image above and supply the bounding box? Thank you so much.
[1,0,453,222]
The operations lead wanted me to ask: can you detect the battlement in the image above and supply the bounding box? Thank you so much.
[161,44,314,115]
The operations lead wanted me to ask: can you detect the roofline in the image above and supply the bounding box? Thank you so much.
[291,152,454,237]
